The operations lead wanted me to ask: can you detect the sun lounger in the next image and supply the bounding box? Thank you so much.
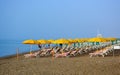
[54,52,70,58]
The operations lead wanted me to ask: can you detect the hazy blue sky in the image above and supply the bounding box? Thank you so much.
[0,0,120,40]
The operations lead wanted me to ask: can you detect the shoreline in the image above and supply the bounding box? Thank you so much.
[0,49,40,59]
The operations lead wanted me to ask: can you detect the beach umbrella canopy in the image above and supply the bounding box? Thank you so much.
[22,39,38,54]
[87,37,107,42]
[22,39,38,44]
[75,38,87,43]
[68,39,77,43]
[82,38,89,42]
[37,39,50,44]
[54,38,70,44]
[106,37,117,41]
[48,39,55,44]
[106,37,117,45]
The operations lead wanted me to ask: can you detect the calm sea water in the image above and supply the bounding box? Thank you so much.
[0,39,39,57]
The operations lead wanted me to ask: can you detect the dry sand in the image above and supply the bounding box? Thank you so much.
[0,50,120,75]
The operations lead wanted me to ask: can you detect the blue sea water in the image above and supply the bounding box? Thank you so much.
[0,39,39,57]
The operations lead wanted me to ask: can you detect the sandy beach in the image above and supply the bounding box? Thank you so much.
[1,0,120,75]
[0,50,120,75]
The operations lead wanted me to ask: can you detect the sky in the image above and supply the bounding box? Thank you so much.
[0,0,120,40]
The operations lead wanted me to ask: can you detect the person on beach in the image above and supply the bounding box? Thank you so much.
[38,44,42,49]
[59,43,62,48]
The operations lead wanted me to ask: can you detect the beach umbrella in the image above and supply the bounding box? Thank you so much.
[106,37,117,41]
[87,37,107,45]
[81,38,90,46]
[106,37,117,45]
[67,39,77,48]
[37,39,51,48]
[75,38,87,43]
[74,38,88,47]
[37,39,50,44]
[23,39,38,44]
[48,39,55,44]
[53,38,70,48]
[82,38,89,42]
[88,37,107,42]
[54,38,70,44]
[47,39,55,47]
[68,39,77,43]
[22,39,38,54]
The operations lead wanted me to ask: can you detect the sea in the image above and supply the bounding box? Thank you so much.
[0,39,39,57]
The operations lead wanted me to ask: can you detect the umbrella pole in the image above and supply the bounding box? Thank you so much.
[113,49,115,57]
[16,48,19,60]
[78,43,80,48]
[30,45,32,54]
